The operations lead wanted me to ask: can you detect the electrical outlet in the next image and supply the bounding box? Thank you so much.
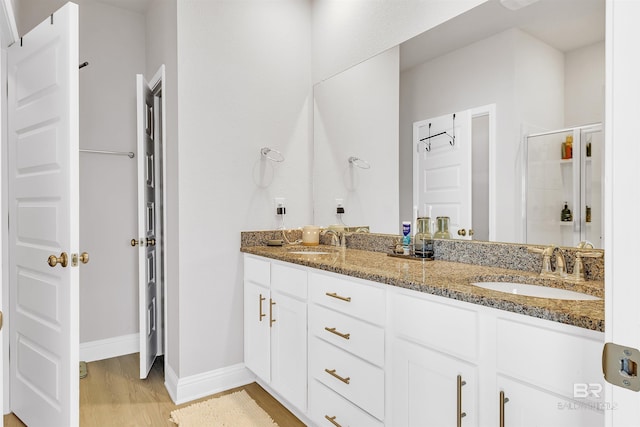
[275,198,286,215]
[335,198,345,214]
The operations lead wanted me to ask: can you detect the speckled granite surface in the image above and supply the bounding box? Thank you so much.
[240,244,604,332]
[241,230,604,281]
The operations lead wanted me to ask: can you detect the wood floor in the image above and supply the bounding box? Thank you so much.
[3,354,305,426]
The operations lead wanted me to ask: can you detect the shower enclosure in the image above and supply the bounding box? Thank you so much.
[524,124,603,249]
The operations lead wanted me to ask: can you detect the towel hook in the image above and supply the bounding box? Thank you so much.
[348,156,371,169]
[261,147,284,162]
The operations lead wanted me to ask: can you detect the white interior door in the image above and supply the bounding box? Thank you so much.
[605,0,640,425]
[7,3,79,426]
[413,110,472,238]
[136,74,158,379]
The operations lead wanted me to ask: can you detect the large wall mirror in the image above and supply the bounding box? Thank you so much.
[313,0,605,248]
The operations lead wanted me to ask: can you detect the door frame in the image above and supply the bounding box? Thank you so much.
[0,0,18,417]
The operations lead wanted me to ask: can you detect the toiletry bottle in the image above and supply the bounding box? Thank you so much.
[586,206,592,223]
[402,221,411,255]
[565,135,573,159]
[561,202,572,222]
[561,141,567,159]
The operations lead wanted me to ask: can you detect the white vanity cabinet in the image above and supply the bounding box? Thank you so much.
[387,286,604,427]
[307,271,386,427]
[495,316,604,427]
[389,289,480,427]
[243,253,604,427]
[243,255,308,412]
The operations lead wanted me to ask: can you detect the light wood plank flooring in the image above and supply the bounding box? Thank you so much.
[3,354,305,426]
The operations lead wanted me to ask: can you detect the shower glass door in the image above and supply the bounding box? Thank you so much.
[524,124,602,249]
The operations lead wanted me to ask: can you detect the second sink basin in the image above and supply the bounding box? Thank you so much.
[472,282,601,301]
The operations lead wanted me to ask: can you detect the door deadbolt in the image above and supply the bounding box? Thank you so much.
[48,252,68,268]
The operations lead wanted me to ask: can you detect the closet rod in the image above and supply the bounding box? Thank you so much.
[80,149,135,159]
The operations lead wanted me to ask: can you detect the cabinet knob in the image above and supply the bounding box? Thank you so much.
[457,229,467,236]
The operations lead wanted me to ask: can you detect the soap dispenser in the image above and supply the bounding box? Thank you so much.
[561,202,573,222]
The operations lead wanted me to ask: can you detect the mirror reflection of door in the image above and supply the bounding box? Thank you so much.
[413,107,493,240]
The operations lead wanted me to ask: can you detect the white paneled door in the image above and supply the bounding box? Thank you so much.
[7,3,79,426]
[413,110,472,238]
[136,73,158,379]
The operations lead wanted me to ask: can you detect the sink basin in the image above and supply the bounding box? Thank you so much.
[472,282,601,301]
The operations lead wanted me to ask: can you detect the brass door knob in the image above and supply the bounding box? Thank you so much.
[48,252,68,268]
[146,238,156,246]
[79,252,90,264]
[457,229,467,236]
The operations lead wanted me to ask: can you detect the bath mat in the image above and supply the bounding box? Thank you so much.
[169,389,279,427]
[79,361,87,379]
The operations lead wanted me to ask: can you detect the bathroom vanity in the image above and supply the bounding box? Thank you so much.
[241,238,604,427]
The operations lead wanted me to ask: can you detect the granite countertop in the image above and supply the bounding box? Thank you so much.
[241,245,604,332]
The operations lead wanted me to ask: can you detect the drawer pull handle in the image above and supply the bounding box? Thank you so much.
[324,415,342,427]
[269,299,276,327]
[325,368,350,384]
[324,327,351,340]
[499,390,509,427]
[457,374,467,427]
[259,294,266,321]
[325,292,351,302]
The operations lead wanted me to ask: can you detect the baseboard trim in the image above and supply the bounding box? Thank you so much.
[165,362,256,405]
[79,333,139,362]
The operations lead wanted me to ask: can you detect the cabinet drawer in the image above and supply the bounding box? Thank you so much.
[309,379,383,427]
[310,304,384,367]
[391,291,478,361]
[272,262,307,300]
[309,272,385,325]
[244,255,270,287]
[309,336,384,420]
[496,318,604,401]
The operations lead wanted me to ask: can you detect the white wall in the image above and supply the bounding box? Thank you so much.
[565,41,605,127]
[77,0,145,345]
[313,47,399,233]
[311,0,487,83]
[400,28,564,242]
[176,0,312,377]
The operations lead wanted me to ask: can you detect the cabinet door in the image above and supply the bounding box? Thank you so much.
[244,280,271,382]
[390,338,478,427]
[497,376,603,427]
[271,290,307,411]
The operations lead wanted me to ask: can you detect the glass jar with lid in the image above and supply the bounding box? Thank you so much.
[434,216,451,239]
[414,217,434,259]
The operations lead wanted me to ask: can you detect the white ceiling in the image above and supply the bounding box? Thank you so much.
[401,0,605,71]
[93,0,152,14]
